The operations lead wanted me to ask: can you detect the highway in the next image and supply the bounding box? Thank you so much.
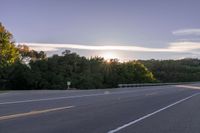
[0,83,200,133]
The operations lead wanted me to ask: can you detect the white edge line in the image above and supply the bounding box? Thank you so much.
[107,92,200,133]
[0,87,167,105]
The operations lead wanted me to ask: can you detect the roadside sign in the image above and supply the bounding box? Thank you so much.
[67,81,71,89]
[67,81,71,86]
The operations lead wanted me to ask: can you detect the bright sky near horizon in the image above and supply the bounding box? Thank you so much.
[1,0,200,60]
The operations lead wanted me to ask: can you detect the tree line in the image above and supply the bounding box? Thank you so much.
[140,59,200,83]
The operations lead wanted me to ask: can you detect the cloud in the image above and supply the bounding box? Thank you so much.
[17,41,200,55]
[168,42,200,52]
[173,29,200,36]
[17,42,171,52]
[27,46,59,51]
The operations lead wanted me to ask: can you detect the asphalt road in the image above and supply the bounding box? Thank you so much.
[0,83,200,133]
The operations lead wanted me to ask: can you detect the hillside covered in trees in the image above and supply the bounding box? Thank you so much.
[1,22,200,90]
[141,59,200,83]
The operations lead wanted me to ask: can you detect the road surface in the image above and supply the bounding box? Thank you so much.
[0,83,200,133]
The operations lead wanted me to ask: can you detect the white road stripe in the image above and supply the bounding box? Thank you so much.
[107,92,200,133]
[0,92,9,96]
[0,87,168,105]
[177,85,200,90]
[0,106,74,121]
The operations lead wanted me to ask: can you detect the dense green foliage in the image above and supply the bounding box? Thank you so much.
[140,59,200,82]
[1,51,156,90]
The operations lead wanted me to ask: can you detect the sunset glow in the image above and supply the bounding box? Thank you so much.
[100,52,119,60]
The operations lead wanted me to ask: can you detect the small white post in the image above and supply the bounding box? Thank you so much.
[67,81,71,89]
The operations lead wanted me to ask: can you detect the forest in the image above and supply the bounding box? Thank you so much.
[141,59,200,83]
[0,22,200,90]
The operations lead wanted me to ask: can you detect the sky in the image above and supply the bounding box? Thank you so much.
[1,0,200,60]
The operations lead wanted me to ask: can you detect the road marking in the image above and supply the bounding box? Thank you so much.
[177,85,200,90]
[0,106,74,121]
[104,91,110,94]
[0,92,9,95]
[0,87,169,105]
[107,92,200,133]
[145,92,157,96]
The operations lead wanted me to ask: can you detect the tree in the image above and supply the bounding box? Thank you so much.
[17,44,47,61]
[0,22,19,68]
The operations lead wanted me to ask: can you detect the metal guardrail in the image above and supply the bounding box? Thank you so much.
[118,82,199,88]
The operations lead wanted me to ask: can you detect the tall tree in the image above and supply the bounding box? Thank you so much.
[0,22,19,68]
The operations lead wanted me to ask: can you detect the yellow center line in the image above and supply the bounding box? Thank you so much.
[0,106,74,121]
